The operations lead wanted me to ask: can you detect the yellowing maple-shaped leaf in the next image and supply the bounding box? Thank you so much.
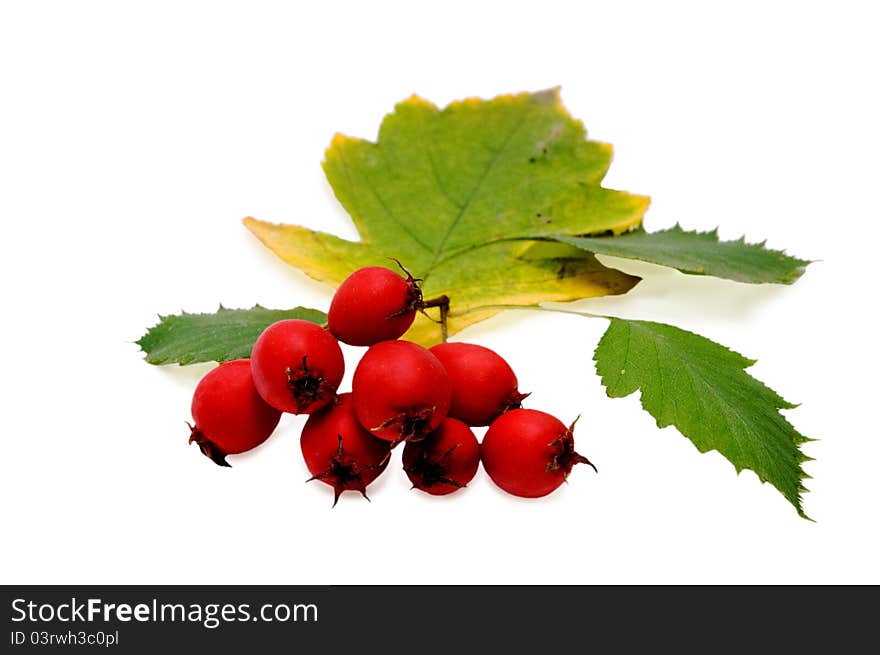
[245,89,649,344]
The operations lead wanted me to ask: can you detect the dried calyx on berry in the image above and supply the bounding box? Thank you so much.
[301,394,391,505]
[307,434,379,505]
[352,340,452,444]
[546,418,597,476]
[285,355,337,414]
[402,418,480,496]
[188,359,281,467]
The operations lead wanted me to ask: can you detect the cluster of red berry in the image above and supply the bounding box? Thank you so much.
[188,263,596,504]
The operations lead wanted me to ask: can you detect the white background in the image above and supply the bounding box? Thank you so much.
[2,0,878,584]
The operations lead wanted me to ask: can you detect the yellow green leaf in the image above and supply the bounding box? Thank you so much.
[245,89,648,345]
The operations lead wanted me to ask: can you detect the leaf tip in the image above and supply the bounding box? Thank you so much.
[242,215,267,236]
[792,492,816,523]
[398,93,437,111]
[532,86,562,105]
[631,193,652,217]
[326,132,357,153]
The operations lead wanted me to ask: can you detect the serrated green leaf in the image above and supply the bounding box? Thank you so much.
[137,305,327,365]
[594,318,812,518]
[244,88,649,345]
[550,224,811,284]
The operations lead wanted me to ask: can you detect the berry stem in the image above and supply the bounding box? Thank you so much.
[422,294,450,342]
[388,257,451,341]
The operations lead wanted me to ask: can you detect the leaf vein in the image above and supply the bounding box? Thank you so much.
[426,147,463,210]
[429,111,531,267]
[342,144,434,254]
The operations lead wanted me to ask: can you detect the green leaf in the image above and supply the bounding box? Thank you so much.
[244,88,649,345]
[551,224,811,284]
[137,305,327,365]
[594,318,812,518]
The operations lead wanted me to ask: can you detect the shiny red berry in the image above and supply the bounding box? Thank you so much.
[189,359,281,466]
[251,319,344,414]
[429,342,528,426]
[352,340,452,444]
[328,264,422,346]
[481,409,596,498]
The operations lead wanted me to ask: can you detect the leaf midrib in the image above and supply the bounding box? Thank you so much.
[427,111,531,270]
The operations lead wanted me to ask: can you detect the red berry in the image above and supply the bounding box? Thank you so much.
[352,340,452,444]
[328,263,423,346]
[301,393,392,505]
[481,409,596,498]
[251,319,344,414]
[189,359,281,466]
[402,418,480,495]
[429,342,528,426]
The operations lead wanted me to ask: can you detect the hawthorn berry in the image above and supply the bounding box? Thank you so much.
[352,339,452,444]
[251,319,344,414]
[429,342,528,426]
[188,359,282,466]
[301,393,392,505]
[481,409,596,498]
[402,418,480,495]
[328,263,423,346]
